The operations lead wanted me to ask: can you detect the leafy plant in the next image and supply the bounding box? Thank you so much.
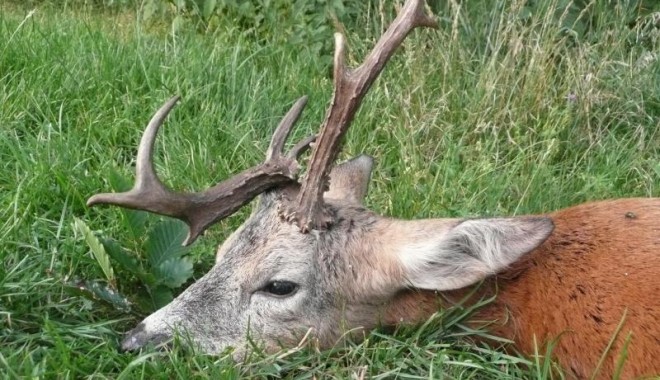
[518,0,660,42]
[72,171,194,315]
[140,0,376,59]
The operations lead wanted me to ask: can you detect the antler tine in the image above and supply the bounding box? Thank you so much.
[267,96,308,160]
[287,135,317,159]
[88,96,311,246]
[285,0,437,232]
[87,96,184,212]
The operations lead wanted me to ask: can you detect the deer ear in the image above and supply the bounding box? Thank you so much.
[324,155,374,205]
[395,217,554,291]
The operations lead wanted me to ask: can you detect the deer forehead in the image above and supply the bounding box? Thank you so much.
[213,200,408,296]
[215,210,315,275]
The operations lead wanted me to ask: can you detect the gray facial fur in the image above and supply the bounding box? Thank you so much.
[121,156,384,356]
[122,195,382,356]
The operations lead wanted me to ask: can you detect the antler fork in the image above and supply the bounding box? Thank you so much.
[87,96,314,246]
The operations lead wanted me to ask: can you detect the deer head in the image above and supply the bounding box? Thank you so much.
[88,0,553,358]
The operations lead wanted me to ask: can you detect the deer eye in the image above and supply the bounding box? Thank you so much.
[262,281,298,297]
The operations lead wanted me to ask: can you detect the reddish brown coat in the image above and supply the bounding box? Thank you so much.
[385,198,660,379]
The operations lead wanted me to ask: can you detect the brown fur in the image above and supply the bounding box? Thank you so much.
[383,198,660,379]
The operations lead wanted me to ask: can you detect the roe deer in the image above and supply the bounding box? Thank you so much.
[87,0,659,378]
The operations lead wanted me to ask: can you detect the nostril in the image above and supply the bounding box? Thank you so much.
[120,322,147,352]
[120,322,172,352]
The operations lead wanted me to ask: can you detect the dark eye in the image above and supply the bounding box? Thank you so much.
[262,281,298,297]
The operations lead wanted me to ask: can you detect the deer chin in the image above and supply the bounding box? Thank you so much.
[121,317,323,361]
[120,316,244,357]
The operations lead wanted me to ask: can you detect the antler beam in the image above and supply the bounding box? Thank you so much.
[284,0,437,232]
[88,0,436,244]
[88,96,314,246]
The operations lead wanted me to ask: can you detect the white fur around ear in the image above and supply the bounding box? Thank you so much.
[398,217,554,291]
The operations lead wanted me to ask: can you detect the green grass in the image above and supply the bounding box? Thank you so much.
[0,0,658,378]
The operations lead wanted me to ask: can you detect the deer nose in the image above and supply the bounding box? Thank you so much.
[121,322,171,351]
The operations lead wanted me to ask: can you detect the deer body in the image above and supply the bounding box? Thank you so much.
[117,164,660,378]
[86,0,659,378]
[384,198,660,379]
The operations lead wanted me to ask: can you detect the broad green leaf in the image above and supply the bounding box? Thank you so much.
[101,237,141,275]
[138,271,159,287]
[145,219,190,268]
[101,238,158,285]
[150,285,174,309]
[73,217,115,283]
[154,258,193,289]
[66,280,131,312]
[202,0,217,20]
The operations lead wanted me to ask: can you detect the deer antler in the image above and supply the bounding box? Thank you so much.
[284,0,437,232]
[88,0,435,243]
[87,96,314,246]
